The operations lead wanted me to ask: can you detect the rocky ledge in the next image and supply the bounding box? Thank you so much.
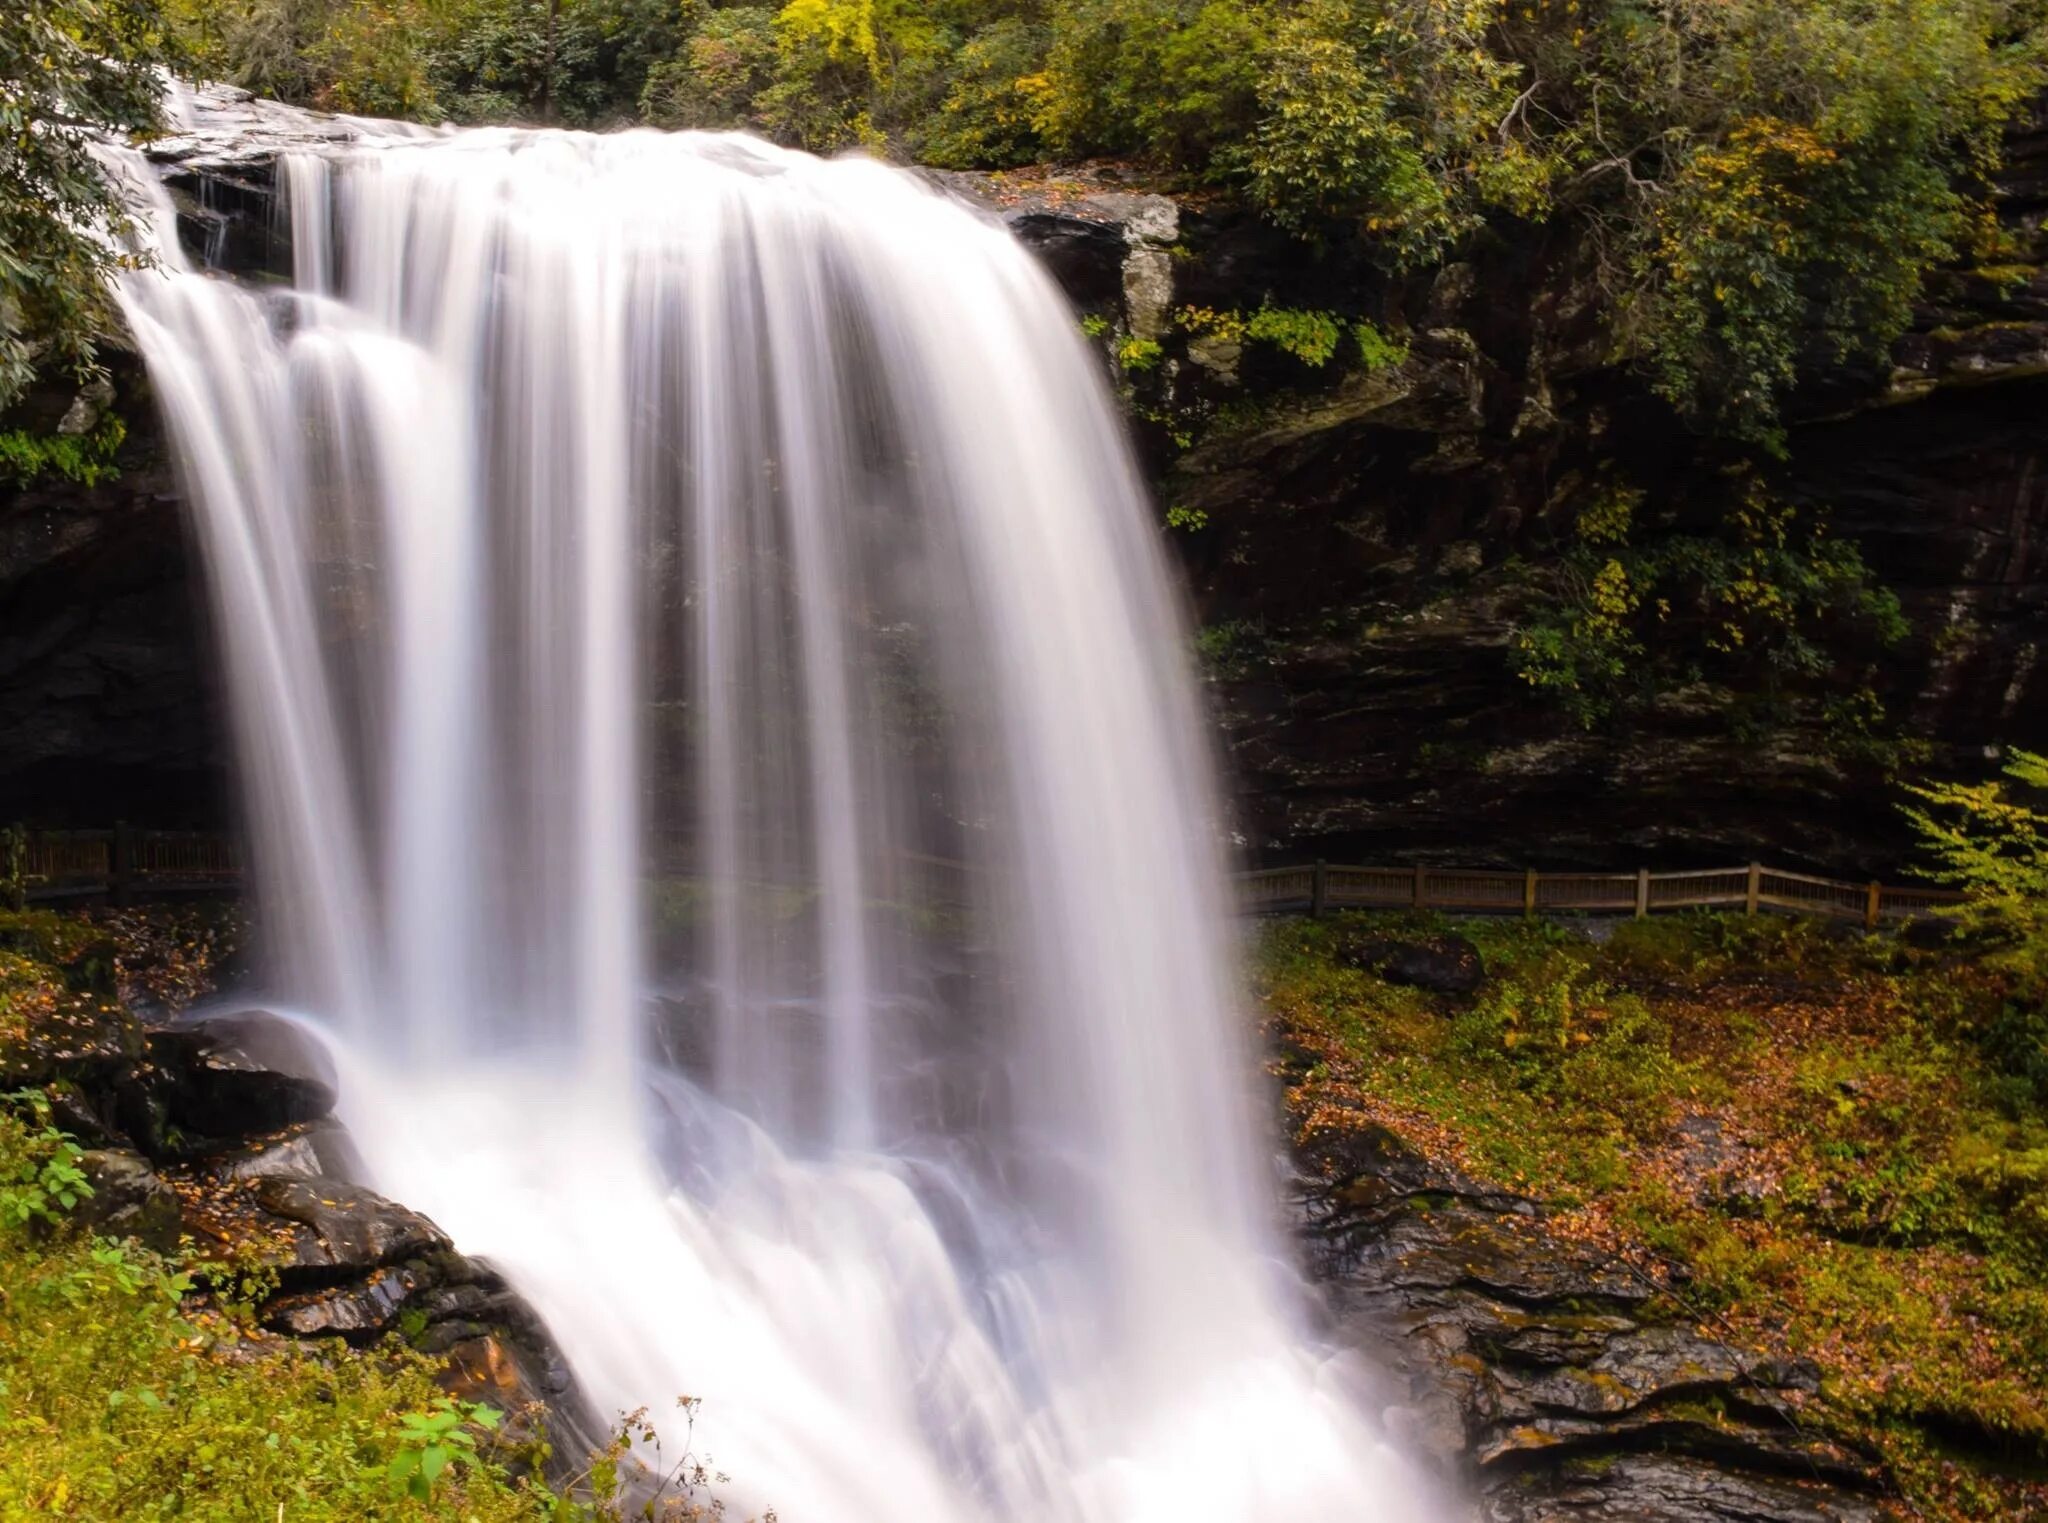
[1291,1116,1884,1522]
[3,982,593,1464]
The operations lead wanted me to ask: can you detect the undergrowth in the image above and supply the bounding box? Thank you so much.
[1258,909,2048,1520]
[0,1099,552,1521]
[0,909,765,1522]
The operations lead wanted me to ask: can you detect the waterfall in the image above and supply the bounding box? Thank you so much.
[106,103,1443,1522]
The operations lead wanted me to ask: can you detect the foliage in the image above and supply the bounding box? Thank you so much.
[1510,470,1908,732]
[146,0,2048,441]
[0,0,170,413]
[1352,319,1407,370]
[1175,303,1381,369]
[1037,0,1265,167]
[168,0,680,124]
[1904,747,2048,1100]
[388,1396,503,1501]
[1114,333,1162,371]
[642,6,780,130]
[0,1088,92,1228]
[1240,0,1543,263]
[1258,908,2048,1515]
[0,414,128,488]
[563,1399,772,1522]
[918,16,1051,167]
[0,1103,546,1520]
[1904,747,2048,947]
[1192,617,1267,678]
[1606,0,2048,442]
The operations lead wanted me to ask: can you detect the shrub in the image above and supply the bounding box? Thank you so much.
[641,6,781,130]
[0,0,170,412]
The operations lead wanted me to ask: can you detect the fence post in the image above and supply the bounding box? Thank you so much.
[1635,866,1650,919]
[1412,863,1427,910]
[2,825,23,913]
[1745,862,1761,916]
[1865,880,1881,932]
[1523,867,1537,919]
[111,821,133,906]
[1310,859,1328,919]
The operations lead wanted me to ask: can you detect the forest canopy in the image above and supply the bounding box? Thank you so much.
[7,0,2048,435]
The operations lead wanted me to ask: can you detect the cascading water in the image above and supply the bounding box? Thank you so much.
[105,91,1446,1522]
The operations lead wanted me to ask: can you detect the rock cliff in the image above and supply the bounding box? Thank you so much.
[9,86,2048,872]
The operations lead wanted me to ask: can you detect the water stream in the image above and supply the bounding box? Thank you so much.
[105,100,1444,1522]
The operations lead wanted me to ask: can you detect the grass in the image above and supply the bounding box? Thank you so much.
[1256,909,2048,1520]
[0,1102,556,1522]
[0,907,757,1522]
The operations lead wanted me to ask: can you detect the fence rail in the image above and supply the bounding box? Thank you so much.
[5,827,1968,928]
[12,826,242,904]
[1240,860,1967,928]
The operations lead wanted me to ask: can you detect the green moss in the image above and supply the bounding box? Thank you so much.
[0,415,126,488]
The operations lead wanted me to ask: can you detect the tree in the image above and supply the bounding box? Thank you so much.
[1905,749,2048,952]
[0,0,172,412]
[1905,748,2048,1101]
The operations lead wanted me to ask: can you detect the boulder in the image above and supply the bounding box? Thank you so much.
[74,1147,182,1253]
[244,1175,446,1285]
[210,1118,364,1184]
[145,1010,336,1140]
[263,1263,424,1340]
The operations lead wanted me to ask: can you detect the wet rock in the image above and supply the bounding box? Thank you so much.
[210,1118,364,1183]
[75,1147,182,1252]
[264,1263,424,1339]
[1482,1452,1878,1522]
[246,1176,447,1285]
[145,1012,335,1140]
[44,1082,122,1147]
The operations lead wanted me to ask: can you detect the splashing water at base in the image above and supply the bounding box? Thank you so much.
[106,95,1449,1522]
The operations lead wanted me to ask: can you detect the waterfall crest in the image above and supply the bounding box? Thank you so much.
[107,100,1444,1522]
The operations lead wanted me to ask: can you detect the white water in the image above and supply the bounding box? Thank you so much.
[106,99,1445,1522]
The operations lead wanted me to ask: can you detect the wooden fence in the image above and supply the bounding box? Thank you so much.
[6,827,1967,929]
[11,827,242,904]
[1238,861,1966,929]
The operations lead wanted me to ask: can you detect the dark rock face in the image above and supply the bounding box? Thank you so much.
[1293,1120,1884,1522]
[0,84,338,831]
[145,1013,337,1139]
[245,1175,446,1285]
[0,354,227,829]
[956,121,2048,874]
[16,89,2048,869]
